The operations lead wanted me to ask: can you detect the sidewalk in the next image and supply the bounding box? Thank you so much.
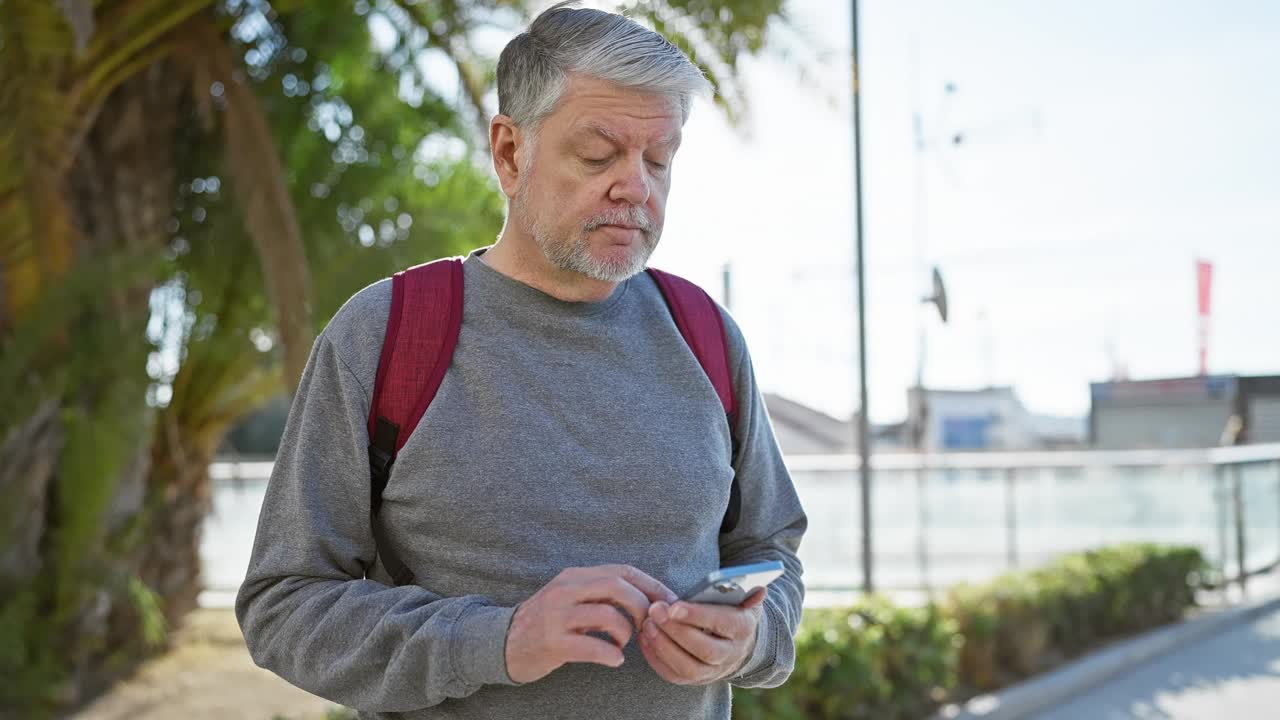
[936,572,1280,720]
[70,609,340,720]
[1039,601,1280,719]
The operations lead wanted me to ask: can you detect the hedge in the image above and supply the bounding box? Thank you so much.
[732,543,1207,720]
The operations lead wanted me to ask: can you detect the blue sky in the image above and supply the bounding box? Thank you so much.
[650,0,1280,422]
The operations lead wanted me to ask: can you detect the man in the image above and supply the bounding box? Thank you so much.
[236,3,807,718]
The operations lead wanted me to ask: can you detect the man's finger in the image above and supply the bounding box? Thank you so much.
[567,603,634,648]
[665,601,752,640]
[593,564,678,604]
[639,629,689,685]
[650,613,734,665]
[560,633,626,669]
[739,587,767,609]
[573,576,652,632]
[642,618,712,680]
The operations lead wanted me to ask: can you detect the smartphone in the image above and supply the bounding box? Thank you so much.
[680,561,785,606]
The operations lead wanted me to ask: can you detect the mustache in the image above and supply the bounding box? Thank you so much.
[582,206,657,235]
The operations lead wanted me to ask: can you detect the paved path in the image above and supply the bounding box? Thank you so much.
[1040,604,1280,719]
[71,609,339,720]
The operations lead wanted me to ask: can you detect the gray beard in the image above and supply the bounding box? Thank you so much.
[535,224,657,283]
[517,180,659,283]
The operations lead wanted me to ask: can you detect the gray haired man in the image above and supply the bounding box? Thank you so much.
[236,3,807,717]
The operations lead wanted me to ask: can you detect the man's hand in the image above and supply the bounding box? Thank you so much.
[504,565,677,684]
[638,587,766,685]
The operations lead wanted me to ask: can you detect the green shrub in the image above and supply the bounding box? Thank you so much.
[735,543,1207,718]
[734,598,960,720]
[946,543,1207,693]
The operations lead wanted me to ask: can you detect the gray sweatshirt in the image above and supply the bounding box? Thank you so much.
[235,247,807,719]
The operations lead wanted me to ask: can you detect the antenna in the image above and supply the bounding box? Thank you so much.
[924,266,948,323]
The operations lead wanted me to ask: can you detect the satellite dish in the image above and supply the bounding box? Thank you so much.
[923,266,948,323]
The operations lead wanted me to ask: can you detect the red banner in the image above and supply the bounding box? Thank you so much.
[1197,260,1213,316]
[1197,260,1212,375]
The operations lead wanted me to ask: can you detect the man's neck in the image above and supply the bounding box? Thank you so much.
[481,232,621,303]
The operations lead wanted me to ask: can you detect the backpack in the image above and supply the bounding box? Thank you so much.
[366,257,740,586]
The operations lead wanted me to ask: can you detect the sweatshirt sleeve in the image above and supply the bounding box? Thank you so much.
[234,331,520,713]
[714,309,809,690]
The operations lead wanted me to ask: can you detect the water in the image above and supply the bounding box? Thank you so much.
[200,460,1280,605]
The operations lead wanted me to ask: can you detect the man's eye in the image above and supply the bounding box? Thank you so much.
[583,156,611,166]
[647,160,668,171]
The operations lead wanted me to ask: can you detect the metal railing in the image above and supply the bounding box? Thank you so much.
[786,443,1280,595]
[207,444,1280,599]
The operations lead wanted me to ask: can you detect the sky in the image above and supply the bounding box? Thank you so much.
[642,0,1280,423]
[392,0,1280,424]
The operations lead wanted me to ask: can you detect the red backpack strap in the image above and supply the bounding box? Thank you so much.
[645,268,737,420]
[366,257,463,585]
[646,267,742,534]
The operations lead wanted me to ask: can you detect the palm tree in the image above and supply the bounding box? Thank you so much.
[0,1,791,715]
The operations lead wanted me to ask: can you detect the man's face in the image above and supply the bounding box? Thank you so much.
[513,75,682,283]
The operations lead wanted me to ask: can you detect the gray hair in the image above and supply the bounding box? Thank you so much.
[497,2,712,134]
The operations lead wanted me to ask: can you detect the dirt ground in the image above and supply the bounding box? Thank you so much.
[71,609,344,720]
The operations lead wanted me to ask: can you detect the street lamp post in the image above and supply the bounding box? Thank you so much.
[850,0,873,594]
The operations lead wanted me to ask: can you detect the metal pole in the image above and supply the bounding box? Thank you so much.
[722,262,732,313]
[1234,464,1248,594]
[1005,467,1019,570]
[851,0,873,594]
[1215,465,1229,598]
[916,459,931,593]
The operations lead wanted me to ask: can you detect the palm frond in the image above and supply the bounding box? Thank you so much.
[180,16,314,395]
[623,1,751,125]
[388,0,491,139]
[59,0,213,170]
[0,0,79,322]
[56,0,94,54]
[162,224,283,460]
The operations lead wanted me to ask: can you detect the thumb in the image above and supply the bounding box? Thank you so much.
[738,587,767,610]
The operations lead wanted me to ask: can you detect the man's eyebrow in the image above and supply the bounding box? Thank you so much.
[573,122,681,149]
[574,123,623,145]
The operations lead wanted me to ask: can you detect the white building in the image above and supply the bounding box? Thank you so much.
[905,386,1086,452]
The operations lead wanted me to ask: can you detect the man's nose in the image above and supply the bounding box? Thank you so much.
[608,156,652,206]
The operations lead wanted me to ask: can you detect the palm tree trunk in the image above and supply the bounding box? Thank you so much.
[0,60,185,716]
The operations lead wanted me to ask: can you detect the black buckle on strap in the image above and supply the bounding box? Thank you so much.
[368,416,400,516]
[369,443,394,480]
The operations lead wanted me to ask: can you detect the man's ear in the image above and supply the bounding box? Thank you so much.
[490,115,524,198]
